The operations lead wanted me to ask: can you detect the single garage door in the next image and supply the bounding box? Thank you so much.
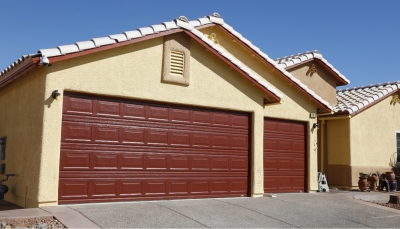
[59,93,250,204]
[263,118,306,193]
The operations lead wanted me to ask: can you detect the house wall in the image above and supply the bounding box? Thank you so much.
[286,61,338,106]
[0,68,47,208]
[38,35,270,207]
[325,118,352,187]
[348,94,400,187]
[3,28,326,207]
[200,26,321,192]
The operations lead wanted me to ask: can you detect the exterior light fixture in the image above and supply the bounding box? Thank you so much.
[51,90,61,100]
[312,123,320,130]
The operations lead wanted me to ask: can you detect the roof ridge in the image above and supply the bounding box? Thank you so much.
[337,81,400,92]
[275,50,319,62]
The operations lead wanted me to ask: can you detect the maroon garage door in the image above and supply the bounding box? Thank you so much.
[59,93,250,204]
[263,118,306,193]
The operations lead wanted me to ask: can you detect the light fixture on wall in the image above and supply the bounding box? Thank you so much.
[40,55,52,66]
[312,123,320,130]
[51,90,61,100]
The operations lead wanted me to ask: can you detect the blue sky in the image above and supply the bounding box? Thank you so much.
[1,1,399,88]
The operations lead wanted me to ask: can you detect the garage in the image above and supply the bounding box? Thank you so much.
[263,118,306,193]
[58,93,250,204]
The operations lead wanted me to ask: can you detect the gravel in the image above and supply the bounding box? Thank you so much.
[0,217,66,229]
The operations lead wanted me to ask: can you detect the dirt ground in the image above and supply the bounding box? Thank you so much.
[0,217,65,228]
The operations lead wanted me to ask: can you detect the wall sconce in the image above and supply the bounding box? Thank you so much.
[312,123,320,130]
[51,90,61,100]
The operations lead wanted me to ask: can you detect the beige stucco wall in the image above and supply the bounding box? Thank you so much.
[2,28,326,207]
[324,118,351,186]
[348,94,400,186]
[38,34,270,206]
[201,26,321,192]
[0,68,47,208]
[324,94,400,188]
[287,62,338,106]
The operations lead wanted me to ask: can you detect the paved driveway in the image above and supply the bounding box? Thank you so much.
[68,192,400,228]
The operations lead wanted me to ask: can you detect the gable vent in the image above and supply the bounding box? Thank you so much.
[170,51,185,76]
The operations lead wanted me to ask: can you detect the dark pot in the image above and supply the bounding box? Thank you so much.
[389,180,397,192]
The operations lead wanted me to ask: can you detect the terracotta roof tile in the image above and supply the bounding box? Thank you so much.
[275,50,350,85]
[335,81,400,114]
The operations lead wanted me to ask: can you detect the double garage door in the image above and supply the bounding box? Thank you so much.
[58,94,250,204]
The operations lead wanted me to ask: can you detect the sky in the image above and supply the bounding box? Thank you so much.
[1,1,399,89]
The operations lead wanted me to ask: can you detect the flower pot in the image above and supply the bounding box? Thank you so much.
[388,180,397,192]
[385,172,395,181]
[358,177,368,191]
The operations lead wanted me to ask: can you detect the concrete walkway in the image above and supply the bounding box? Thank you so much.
[0,191,399,228]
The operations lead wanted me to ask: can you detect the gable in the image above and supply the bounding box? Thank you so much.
[286,60,338,106]
[199,25,331,113]
[0,17,283,105]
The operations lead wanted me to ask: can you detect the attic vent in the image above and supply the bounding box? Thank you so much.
[170,51,184,76]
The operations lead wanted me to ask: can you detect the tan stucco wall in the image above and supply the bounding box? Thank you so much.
[0,68,47,207]
[2,29,326,207]
[325,94,400,188]
[201,26,321,192]
[287,61,338,106]
[348,94,400,186]
[38,34,270,206]
[324,118,351,186]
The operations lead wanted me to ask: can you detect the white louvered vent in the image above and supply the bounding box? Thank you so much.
[170,51,184,76]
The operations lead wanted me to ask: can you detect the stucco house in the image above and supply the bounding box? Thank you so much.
[0,13,345,208]
[274,52,400,189]
[322,82,400,189]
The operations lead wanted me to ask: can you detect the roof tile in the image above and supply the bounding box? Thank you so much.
[334,82,400,114]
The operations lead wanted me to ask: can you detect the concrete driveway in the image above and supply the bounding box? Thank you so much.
[68,191,400,228]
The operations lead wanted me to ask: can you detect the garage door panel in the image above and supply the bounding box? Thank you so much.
[148,106,169,121]
[122,103,146,119]
[61,150,247,172]
[94,100,121,117]
[59,177,248,201]
[59,180,89,198]
[119,154,144,169]
[60,151,90,170]
[264,176,305,193]
[192,133,211,147]
[63,96,93,115]
[60,94,249,203]
[171,109,191,123]
[119,181,143,196]
[231,136,248,149]
[171,132,190,146]
[146,180,167,195]
[62,124,92,142]
[120,128,145,144]
[264,138,304,152]
[92,181,117,197]
[93,126,119,143]
[146,155,168,169]
[231,115,248,129]
[63,122,249,151]
[264,119,305,193]
[92,153,118,169]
